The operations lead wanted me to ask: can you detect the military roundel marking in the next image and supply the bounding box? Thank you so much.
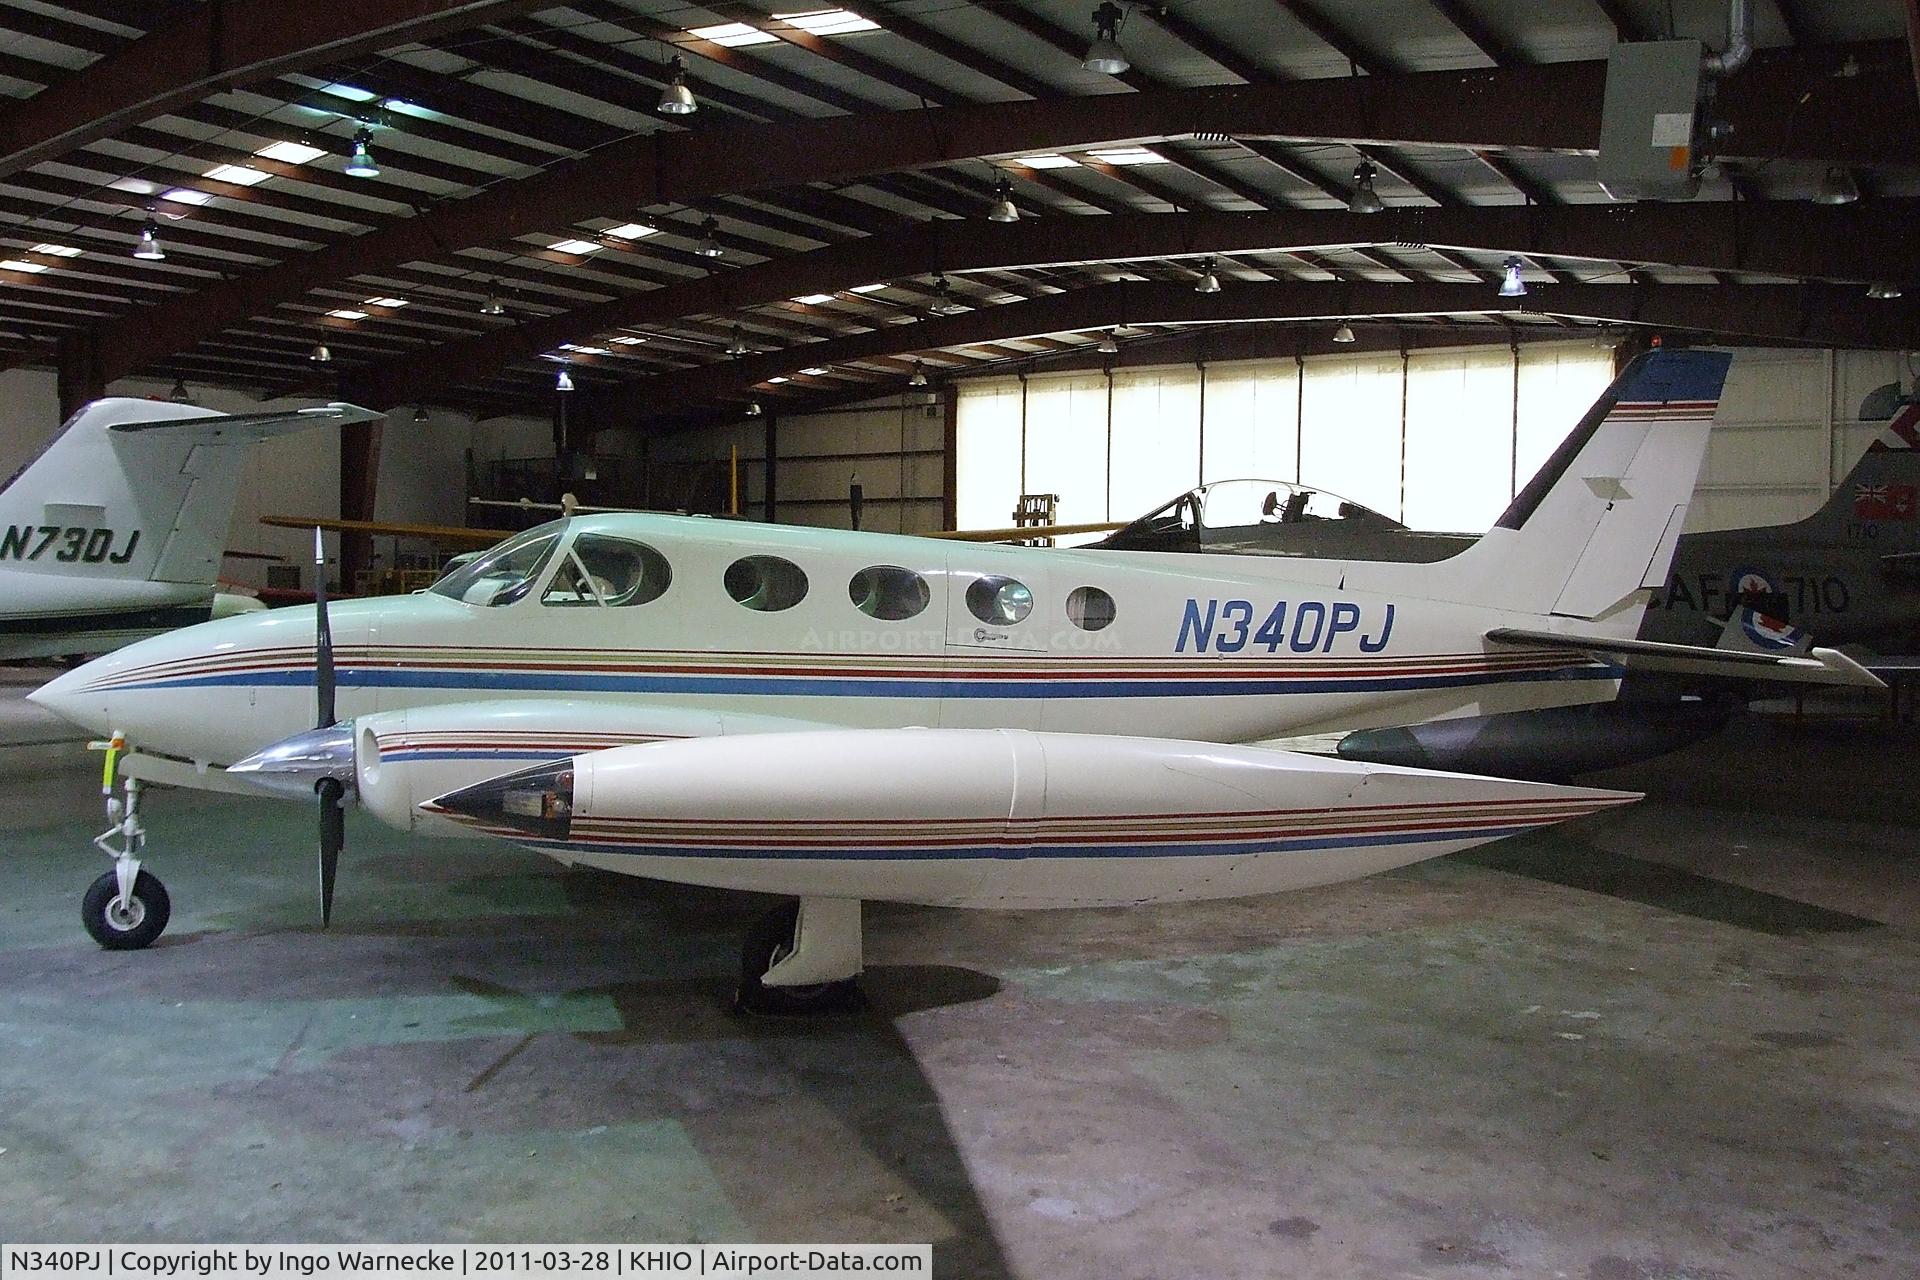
[1729,566,1777,599]
[1740,608,1803,651]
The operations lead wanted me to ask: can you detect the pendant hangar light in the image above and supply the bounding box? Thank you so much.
[908,361,929,387]
[344,128,379,178]
[987,175,1019,223]
[745,400,764,417]
[697,216,725,258]
[1083,2,1129,75]
[309,343,332,363]
[1814,166,1859,205]
[659,55,697,115]
[932,275,968,314]
[1332,323,1356,344]
[1097,330,1120,355]
[555,368,575,392]
[132,217,165,261]
[168,376,193,403]
[1499,256,1528,298]
[1193,257,1222,294]
[1867,282,1904,300]
[727,325,749,356]
[1348,161,1384,214]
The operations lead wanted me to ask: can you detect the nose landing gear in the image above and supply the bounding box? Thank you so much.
[735,897,866,1016]
[81,733,170,950]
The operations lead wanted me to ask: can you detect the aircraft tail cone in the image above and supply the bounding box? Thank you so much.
[432,760,576,839]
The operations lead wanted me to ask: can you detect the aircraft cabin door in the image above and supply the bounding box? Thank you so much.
[942,561,1051,728]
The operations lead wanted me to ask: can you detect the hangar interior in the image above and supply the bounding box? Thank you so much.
[1,0,1918,1275]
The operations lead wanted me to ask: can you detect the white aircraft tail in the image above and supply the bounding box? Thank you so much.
[1419,349,1734,635]
[0,398,379,587]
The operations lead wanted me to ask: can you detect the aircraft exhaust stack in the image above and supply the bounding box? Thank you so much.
[434,759,577,840]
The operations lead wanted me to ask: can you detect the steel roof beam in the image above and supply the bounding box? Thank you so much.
[336,199,1920,407]
[0,1,561,179]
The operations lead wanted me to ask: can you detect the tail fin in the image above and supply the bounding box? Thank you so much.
[0,399,380,588]
[1793,400,1920,547]
[1420,349,1733,634]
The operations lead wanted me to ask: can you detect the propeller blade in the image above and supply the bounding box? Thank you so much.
[317,777,344,927]
[313,526,335,728]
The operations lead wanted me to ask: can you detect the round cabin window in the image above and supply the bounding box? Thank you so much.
[848,565,931,621]
[725,555,809,612]
[1066,585,1116,631]
[966,575,1034,626]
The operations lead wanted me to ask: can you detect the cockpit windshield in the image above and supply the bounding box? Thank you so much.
[429,520,564,606]
[1095,479,1405,553]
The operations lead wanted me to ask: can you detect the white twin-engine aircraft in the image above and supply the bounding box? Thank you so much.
[0,398,380,659]
[30,350,1879,1012]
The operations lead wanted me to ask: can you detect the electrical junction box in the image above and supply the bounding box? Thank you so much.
[1598,39,1705,201]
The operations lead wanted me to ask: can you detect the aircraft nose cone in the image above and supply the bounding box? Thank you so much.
[431,760,576,839]
[27,661,114,736]
[229,723,356,799]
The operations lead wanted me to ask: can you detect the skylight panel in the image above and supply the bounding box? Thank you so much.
[1088,147,1166,165]
[326,308,369,321]
[687,22,779,47]
[31,243,81,257]
[0,259,48,273]
[603,222,658,240]
[160,188,213,205]
[548,238,603,255]
[255,141,328,165]
[792,293,835,305]
[849,282,887,293]
[1013,154,1078,169]
[362,296,409,308]
[608,335,647,345]
[560,343,612,356]
[109,177,160,196]
[766,376,791,384]
[799,366,829,375]
[206,164,272,186]
[776,9,880,36]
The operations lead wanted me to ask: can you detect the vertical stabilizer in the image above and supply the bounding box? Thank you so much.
[1419,349,1733,635]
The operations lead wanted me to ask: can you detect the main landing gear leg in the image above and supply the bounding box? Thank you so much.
[735,897,866,1016]
[80,733,171,950]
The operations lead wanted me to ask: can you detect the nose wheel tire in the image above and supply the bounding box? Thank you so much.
[735,901,864,1016]
[82,869,171,950]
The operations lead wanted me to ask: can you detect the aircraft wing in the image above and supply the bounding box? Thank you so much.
[259,515,512,546]
[110,402,382,440]
[1486,627,1885,688]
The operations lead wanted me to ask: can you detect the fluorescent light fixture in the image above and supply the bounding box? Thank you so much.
[800,366,829,375]
[0,259,47,273]
[110,177,160,195]
[1014,153,1079,169]
[560,343,612,355]
[687,21,778,46]
[362,296,408,308]
[1087,147,1164,165]
[609,334,647,345]
[255,140,328,165]
[326,308,369,320]
[160,187,212,206]
[31,243,81,257]
[549,238,603,255]
[792,293,836,304]
[603,222,657,239]
[322,83,379,102]
[776,9,881,35]
[205,163,271,186]
[849,282,887,293]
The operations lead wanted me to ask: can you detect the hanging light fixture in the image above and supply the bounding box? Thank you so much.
[1814,166,1859,205]
[1332,322,1356,344]
[987,174,1019,223]
[1082,2,1129,75]
[309,342,332,363]
[908,361,929,387]
[132,217,165,261]
[744,400,763,417]
[727,324,749,356]
[479,283,506,316]
[168,376,192,403]
[932,275,968,314]
[1193,257,1222,294]
[1499,256,1528,298]
[1348,160,1384,214]
[555,368,575,392]
[1097,329,1120,354]
[344,128,379,178]
[659,55,697,115]
[697,216,724,258]
[412,404,429,422]
[1868,282,1904,300]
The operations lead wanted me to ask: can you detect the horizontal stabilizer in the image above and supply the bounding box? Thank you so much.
[109,402,382,439]
[1487,626,1885,689]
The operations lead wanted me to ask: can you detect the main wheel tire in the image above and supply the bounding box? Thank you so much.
[734,901,864,1016]
[81,869,171,951]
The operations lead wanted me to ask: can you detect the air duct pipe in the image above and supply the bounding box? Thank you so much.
[1703,0,1752,76]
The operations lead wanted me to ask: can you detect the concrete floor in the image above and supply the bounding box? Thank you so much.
[1,670,1915,1278]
